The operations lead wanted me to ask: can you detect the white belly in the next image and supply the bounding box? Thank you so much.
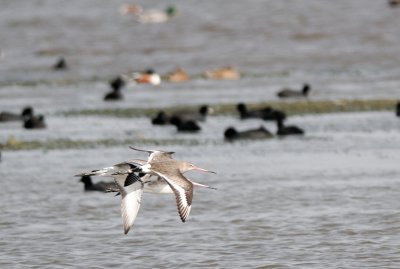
[142,175,173,194]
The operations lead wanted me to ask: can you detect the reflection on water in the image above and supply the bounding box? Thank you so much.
[1,0,400,268]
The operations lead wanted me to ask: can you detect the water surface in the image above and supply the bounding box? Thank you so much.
[1,0,400,268]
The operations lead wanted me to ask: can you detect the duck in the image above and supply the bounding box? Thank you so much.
[0,106,33,122]
[396,102,400,117]
[151,111,171,125]
[135,6,177,24]
[110,76,126,91]
[104,76,125,101]
[123,69,161,86]
[203,66,240,80]
[237,103,286,121]
[236,103,266,119]
[170,116,201,132]
[165,67,189,83]
[80,175,117,192]
[119,4,143,15]
[224,126,273,141]
[171,105,214,122]
[261,107,287,122]
[277,84,311,98]
[23,114,46,129]
[276,118,304,136]
[53,57,68,70]
[389,0,400,6]
[104,87,123,101]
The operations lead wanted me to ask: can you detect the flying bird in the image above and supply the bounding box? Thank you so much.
[76,147,216,234]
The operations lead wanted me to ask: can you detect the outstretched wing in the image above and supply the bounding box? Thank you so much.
[75,162,140,177]
[129,146,174,162]
[152,170,193,222]
[113,173,144,234]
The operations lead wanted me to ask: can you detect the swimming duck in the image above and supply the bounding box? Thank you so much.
[389,0,400,6]
[151,111,171,125]
[119,4,177,23]
[80,175,117,192]
[237,103,286,121]
[110,76,126,91]
[261,107,287,121]
[123,69,161,86]
[104,87,123,101]
[277,84,310,98]
[104,76,125,101]
[23,114,46,129]
[136,6,177,24]
[119,4,143,15]
[204,66,240,80]
[170,116,201,132]
[171,105,214,122]
[224,126,273,141]
[165,67,189,83]
[0,106,33,122]
[276,118,304,136]
[236,103,265,119]
[53,57,68,70]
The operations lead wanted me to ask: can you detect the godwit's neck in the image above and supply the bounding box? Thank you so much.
[141,163,152,173]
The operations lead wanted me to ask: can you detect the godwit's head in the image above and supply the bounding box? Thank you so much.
[179,162,216,174]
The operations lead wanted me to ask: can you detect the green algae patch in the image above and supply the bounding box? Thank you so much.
[2,137,218,151]
[64,99,398,118]
[215,99,398,116]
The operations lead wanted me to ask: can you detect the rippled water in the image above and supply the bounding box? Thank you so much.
[1,0,400,268]
[1,112,400,268]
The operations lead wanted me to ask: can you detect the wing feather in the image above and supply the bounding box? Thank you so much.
[153,171,193,222]
[121,186,143,234]
[112,173,144,234]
